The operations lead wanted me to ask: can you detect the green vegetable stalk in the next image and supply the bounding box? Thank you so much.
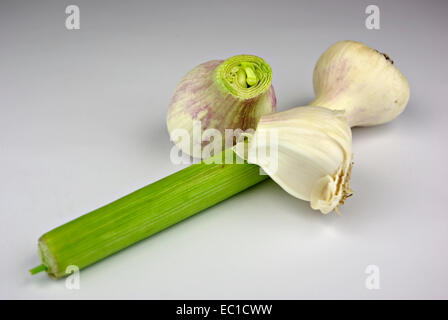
[31,151,266,278]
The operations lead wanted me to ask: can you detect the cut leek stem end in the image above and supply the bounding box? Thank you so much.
[216,54,272,99]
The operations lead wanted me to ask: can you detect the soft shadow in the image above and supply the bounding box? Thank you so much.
[393,98,427,128]
[351,121,396,142]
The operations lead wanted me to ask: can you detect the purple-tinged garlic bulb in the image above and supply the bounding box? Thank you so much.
[167,55,276,158]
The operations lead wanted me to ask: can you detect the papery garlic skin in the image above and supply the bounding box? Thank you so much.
[311,40,410,127]
[167,55,276,158]
[234,106,353,214]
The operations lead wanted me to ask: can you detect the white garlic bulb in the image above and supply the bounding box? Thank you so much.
[234,106,353,214]
[311,40,410,127]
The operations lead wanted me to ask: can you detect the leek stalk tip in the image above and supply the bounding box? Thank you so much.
[29,264,47,275]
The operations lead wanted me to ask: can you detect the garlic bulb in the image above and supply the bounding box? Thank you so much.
[234,106,353,214]
[167,55,276,158]
[310,40,410,127]
[233,41,410,214]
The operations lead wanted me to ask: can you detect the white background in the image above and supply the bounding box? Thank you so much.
[1,0,447,299]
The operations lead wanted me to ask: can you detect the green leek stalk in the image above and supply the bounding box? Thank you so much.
[31,150,267,278]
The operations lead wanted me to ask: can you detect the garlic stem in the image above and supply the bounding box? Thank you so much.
[33,150,266,278]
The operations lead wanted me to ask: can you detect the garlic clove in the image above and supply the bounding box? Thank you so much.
[167,55,276,158]
[234,106,353,214]
[310,40,410,127]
